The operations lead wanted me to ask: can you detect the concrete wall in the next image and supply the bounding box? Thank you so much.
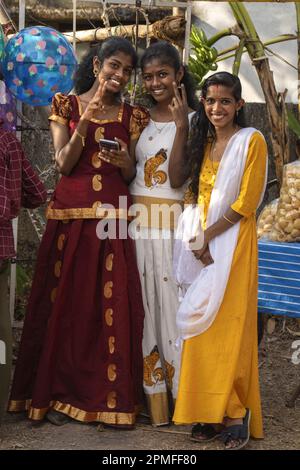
[192,1,298,103]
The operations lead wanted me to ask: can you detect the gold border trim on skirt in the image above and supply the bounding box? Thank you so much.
[8,399,137,425]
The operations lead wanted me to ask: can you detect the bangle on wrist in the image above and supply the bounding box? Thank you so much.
[223,214,235,225]
[74,128,86,147]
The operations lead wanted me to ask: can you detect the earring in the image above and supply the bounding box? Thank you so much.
[93,68,99,78]
[236,109,239,117]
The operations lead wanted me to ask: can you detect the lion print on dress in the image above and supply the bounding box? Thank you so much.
[144,149,168,188]
[143,345,175,389]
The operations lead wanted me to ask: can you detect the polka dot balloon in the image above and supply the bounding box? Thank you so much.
[3,26,77,106]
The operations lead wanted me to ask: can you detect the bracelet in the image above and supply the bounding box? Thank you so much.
[74,128,86,147]
[223,214,235,225]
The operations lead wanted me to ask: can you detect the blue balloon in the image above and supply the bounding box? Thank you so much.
[3,26,77,106]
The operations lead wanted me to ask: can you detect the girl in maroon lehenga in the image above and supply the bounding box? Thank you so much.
[8,37,149,427]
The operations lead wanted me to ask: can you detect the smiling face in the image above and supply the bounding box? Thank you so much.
[142,59,183,104]
[202,84,244,131]
[94,51,134,93]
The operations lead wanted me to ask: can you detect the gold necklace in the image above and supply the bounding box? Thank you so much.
[148,119,173,141]
[209,126,240,168]
[209,142,218,176]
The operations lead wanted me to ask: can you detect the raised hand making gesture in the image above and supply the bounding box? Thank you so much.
[168,82,189,131]
[81,78,108,121]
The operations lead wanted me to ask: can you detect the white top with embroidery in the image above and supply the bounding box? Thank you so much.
[130,112,195,200]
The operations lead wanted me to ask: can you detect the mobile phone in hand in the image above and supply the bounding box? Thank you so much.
[99,138,120,152]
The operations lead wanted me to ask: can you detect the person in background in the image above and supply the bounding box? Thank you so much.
[172,72,267,450]
[8,37,149,428]
[0,124,46,424]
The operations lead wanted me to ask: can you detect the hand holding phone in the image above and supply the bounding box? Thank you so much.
[99,138,120,152]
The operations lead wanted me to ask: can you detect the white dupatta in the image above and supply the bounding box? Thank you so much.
[174,127,267,341]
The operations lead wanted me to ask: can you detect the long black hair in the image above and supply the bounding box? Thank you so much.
[140,41,199,110]
[74,37,138,95]
[188,71,247,197]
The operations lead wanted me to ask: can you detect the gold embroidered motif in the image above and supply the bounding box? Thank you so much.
[104,281,113,298]
[107,391,117,409]
[107,364,117,382]
[94,127,105,142]
[105,309,113,326]
[143,346,175,389]
[108,336,115,354]
[91,152,102,169]
[49,93,72,123]
[57,234,65,251]
[164,361,175,391]
[183,184,197,204]
[105,254,114,272]
[54,261,62,278]
[144,149,168,188]
[50,287,57,303]
[92,174,102,191]
[130,106,150,140]
[93,201,102,210]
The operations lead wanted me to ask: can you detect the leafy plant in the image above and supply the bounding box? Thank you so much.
[188,25,218,87]
[287,109,300,139]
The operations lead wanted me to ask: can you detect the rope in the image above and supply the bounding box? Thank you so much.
[0,0,17,32]
[264,46,298,71]
[101,0,112,37]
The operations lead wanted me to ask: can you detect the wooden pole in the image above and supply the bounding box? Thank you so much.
[230,2,290,184]
[59,16,186,45]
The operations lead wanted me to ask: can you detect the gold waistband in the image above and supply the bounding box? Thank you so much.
[46,201,131,221]
[130,195,183,230]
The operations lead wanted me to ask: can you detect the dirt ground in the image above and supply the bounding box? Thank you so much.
[0,317,299,451]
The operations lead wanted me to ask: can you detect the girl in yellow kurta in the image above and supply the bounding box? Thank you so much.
[170,72,267,450]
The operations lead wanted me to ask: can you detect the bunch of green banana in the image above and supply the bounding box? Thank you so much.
[189,25,218,87]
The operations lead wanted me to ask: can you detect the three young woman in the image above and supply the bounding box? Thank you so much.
[8,36,266,448]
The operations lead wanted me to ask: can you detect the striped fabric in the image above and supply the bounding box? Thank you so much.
[258,240,300,318]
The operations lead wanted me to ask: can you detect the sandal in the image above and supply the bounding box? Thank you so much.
[221,409,251,450]
[46,409,72,426]
[104,423,135,430]
[190,423,221,442]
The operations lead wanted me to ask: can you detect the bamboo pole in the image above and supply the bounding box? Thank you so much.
[230,2,290,184]
[216,34,297,61]
[55,15,186,45]
[295,2,300,119]
[232,38,245,76]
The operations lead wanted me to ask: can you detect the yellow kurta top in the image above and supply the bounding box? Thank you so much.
[173,132,267,439]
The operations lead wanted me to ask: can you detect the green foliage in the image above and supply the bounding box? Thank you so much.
[189,25,219,88]
[287,109,300,139]
[16,264,30,296]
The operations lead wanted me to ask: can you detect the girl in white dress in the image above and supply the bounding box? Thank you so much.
[130,42,198,425]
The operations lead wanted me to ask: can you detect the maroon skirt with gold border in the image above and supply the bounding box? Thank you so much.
[8,218,144,425]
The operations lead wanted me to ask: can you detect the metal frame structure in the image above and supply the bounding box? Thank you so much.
[72,0,192,63]
[9,0,25,322]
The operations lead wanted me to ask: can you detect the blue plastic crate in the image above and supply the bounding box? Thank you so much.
[258,240,300,318]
